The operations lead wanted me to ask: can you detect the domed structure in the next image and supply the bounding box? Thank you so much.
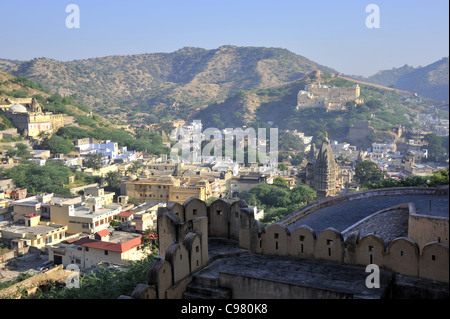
[9,103,28,113]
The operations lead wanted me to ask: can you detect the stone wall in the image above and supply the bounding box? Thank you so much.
[131,187,449,299]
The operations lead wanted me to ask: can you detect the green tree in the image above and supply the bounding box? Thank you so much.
[6,162,72,195]
[83,153,103,170]
[41,135,75,155]
[428,168,449,186]
[7,143,30,158]
[424,133,447,162]
[105,171,121,192]
[355,160,387,186]
[273,177,288,187]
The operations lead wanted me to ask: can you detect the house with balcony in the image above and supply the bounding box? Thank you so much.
[49,196,123,235]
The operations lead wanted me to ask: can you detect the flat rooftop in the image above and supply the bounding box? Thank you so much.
[2,223,66,235]
[286,194,449,234]
[73,204,121,218]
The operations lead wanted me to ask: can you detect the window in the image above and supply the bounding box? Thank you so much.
[274,233,279,239]
[216,210,222,216]
[432,255,436,261]
[193,209,197,216]
[299,235,305,242]
[195,246,199,253]
[104,250,108,255]
[368,245,374,252]
[400,251,404,257]
[85,247,89,252]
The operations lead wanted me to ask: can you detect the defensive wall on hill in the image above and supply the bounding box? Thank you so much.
[126,186,449,299]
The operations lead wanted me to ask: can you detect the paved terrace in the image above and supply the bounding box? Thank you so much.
[202,238,392,299]
[285,193,449,235]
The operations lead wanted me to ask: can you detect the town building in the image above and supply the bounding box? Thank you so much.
[296,83,363,111]
[229,172,274,198]
[0,213,67,250]
[49,195,123,235]
[0,98,64,138]
[122,175,208,204]
[47,230,143,268]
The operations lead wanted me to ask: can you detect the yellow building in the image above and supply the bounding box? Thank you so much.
[0,98,64,138]
[0,213,67,250]
[83,164,119,177]
[297,83,363,111]
[123,175,207,204]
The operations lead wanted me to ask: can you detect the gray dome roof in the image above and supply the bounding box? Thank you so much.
[9,103,28,113]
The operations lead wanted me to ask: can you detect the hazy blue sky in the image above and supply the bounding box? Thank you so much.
[0,0,448,76]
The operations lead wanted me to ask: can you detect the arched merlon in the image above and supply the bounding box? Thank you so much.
[148,259,173,299]
[386,237,420,278]
[419,242,449,283]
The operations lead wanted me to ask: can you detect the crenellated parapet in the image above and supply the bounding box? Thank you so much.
[129,188,448,299]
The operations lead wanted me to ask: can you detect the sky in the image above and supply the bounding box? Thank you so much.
[0,0,448,77]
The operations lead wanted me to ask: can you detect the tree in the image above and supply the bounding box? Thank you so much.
[105,171,121,192]
[289,185,316,205]
[355,160,387,186]
[273,177,288,187]
[424,133,447,162]
[6,162,72,195]
[83,153,103,170]
[429,168,449,186]
[126,161,144,175]
[7,143,30,158]
[240,183,316,226]
[41,135,75,155]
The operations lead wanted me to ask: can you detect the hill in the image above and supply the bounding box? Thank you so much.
[0,69,168,155]
[194,72,438,148]
[348,57,449,101]
[0,46,336,122]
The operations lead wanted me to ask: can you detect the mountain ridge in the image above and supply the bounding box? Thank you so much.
[346,57,449,101]
[0,45,337,122]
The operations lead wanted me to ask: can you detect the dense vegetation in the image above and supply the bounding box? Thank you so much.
[2,161,95,195]
[31,253,157,299]
[239,183,316,226]
[355,161,449,189]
